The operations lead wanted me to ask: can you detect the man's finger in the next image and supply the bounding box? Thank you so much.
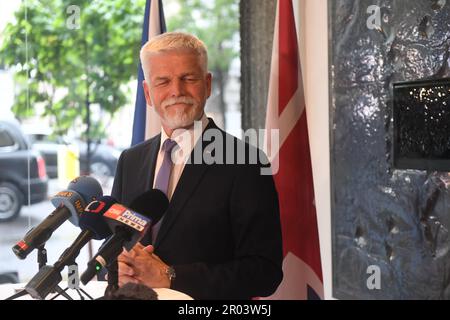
[117,254,133,264]
[117,250,137,264]
[120,249,135,259]
[143,245,155,253]
[118,262,135,277]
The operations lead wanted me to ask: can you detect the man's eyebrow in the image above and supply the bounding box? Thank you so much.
[180,72,201,78]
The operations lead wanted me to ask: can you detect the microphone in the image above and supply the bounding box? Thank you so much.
[12,176,103,260]
[80,189,168,286]
[24,196,117,300]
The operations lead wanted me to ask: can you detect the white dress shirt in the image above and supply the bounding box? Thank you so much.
[152,113,209,201]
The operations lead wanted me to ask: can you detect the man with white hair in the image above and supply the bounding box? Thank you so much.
[112,32,282,299]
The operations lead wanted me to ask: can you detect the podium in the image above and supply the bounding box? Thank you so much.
[0,281,193,300]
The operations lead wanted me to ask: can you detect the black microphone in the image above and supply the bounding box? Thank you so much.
[80,189,168,286]
[104,189,169,294]
[12,176,103,260]
[24,196,116,300]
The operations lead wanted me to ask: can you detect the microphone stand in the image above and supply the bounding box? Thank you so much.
[51,262,93,300]
[104,260,119,297]
[5,244,71,300]
[38,244,48,269]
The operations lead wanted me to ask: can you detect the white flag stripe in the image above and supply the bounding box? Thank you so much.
[145,105,162,139]
[278,85,305,151]
[266,86,305,163]
[268,252,324,300]
[264,2,280,162]
[148,0,162,37]
[145,0,162,140]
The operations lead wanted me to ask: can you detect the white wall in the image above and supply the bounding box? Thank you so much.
[295,0,333,299]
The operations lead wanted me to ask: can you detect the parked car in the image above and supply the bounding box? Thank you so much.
[77,140,121,179]
[0,271,19,284]
[0,119,48,222]
[27,133,120,183]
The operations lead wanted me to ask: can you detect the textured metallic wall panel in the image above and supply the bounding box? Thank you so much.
[330,0,450,299]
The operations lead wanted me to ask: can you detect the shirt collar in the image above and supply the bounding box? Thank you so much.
[159,113,209,162]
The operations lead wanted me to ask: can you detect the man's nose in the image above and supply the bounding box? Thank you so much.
[169,79,185,97]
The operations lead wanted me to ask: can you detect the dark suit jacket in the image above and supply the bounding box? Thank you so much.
[111,119,283,299]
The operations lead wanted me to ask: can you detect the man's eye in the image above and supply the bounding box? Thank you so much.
[154,80,169,86]
[184,77,198,82]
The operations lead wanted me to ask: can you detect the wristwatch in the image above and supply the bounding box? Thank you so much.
[165,265,176,284]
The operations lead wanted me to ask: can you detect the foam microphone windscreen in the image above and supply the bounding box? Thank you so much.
[66,176,103,205]
[51,175,103,226]
[129,189,169,226]
[79,196,117,240]
[100,283,158,300]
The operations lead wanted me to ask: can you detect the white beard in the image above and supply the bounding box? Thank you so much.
[157,96,203,130]
[163,106,200,129]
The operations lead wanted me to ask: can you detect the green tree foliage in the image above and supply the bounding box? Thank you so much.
[0,0,145,138]
[167,0,239,127]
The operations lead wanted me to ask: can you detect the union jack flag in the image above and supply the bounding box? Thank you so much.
[264,0,324,300]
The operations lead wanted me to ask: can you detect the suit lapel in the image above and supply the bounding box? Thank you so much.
[127,135,160,207]
[144,136,161,192]
[131,135,160,246]
[154,119,219,247]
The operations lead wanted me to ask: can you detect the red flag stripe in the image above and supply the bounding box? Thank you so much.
[275,112,323,281]
[278,0,299,115]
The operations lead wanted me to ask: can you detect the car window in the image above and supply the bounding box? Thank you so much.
[0,129,16,148]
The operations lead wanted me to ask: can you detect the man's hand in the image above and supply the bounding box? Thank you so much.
[117,243,171,289]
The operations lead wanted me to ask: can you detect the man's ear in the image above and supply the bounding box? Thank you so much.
[206,72,212,98]
[143,80,153,106]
